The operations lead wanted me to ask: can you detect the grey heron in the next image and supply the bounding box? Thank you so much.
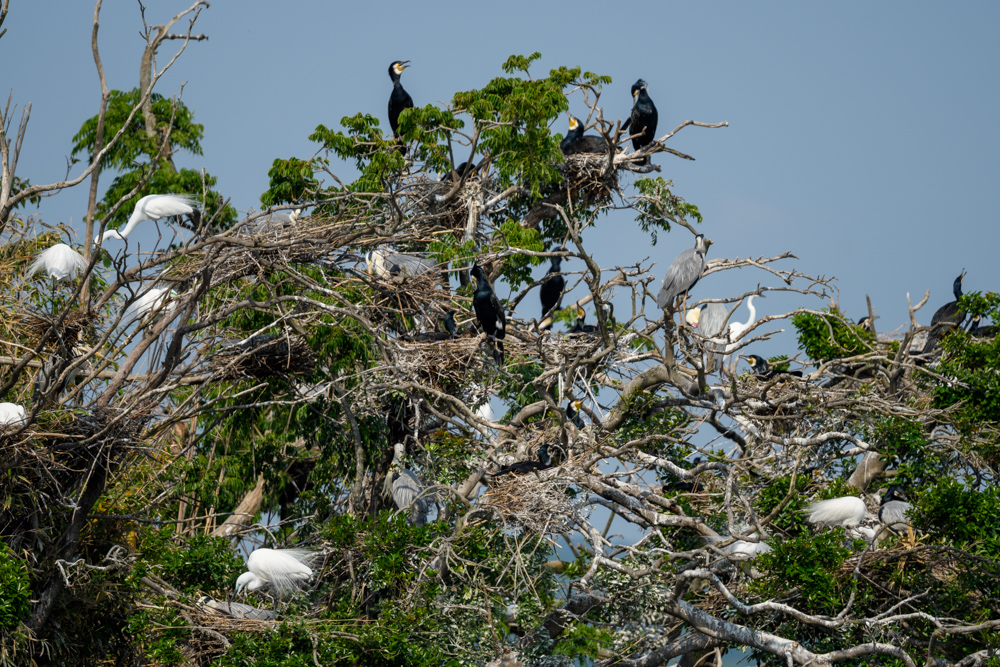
[656,234,707,311]
[365,248,442,282]
[385,442,429,526]
[686,302,727,372]
[878,485,914,540]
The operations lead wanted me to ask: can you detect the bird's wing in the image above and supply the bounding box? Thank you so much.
[489,292,506,337]
[389,253,437,275]
[698,303,730,338]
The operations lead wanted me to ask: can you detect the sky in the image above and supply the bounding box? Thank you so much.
[4,1,1000,354]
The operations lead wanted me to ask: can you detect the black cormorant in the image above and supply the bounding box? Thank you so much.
[569,308,598,334]
[930,270,967,327]
[489,444,553,481]
[968,315,998,338]
[387,60,414,144]
[471,265,506,364]
[443,310,459,337]
[539,257,565,320]
[560,115,609,156]
[620,79,658,163]
[566,400,586,429]
[744,354,803,380]
[857,315,874,332]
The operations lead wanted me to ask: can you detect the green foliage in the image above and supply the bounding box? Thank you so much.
[261,157,320,207]
[0,543,29,631]
[633,177,702,246]
[792,307,874,363]
[553,621,612,659]
[755,531,851,615]
[754,474,811,536]
[914,478,1000,544]
[136,531,244,596]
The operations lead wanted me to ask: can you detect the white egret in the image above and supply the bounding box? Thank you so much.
[806,496,866,528]
[94,194,199,245]
[0,403,26,426]
[232,548,317,600]
[121,286,179,327]
[385,442,429,526]
[27,243,87,282]
[721,294,764,373]
[656,234,707,311]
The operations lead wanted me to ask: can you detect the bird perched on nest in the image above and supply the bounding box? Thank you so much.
[620,79,658,164]
[686,302,727,373]
[121,286,179,327]
[721,295,764,375]
[470,265,506,365]
[656,234,708,311]
[569,308,598,334]
[743,354,803,380]
[487,444,553,482]
[198,595,276,621]
[878,485,914,541]
[560,115,610,156]
[922,270,969,355]
[95,194,199,245]
[402,311,459,342]
[539,256,565,321]
[385,442,429,526]
[387,60,414,149]
[27,243,87,282]
[233,548,318,601]
[366,247,446,287]
[806,495,867,528]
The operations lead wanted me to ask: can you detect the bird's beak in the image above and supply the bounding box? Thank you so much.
[229,587,238,602]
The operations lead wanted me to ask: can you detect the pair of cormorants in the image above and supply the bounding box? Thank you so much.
[559,79,658,158]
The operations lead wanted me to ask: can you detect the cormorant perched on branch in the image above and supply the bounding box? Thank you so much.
[743,354,803,380]
[560,115,609,155]
[566,400,586,429]
[930,270,967,327]
[489,444,552,481]
[539,256,565,320]
[387,60,414,145]
[656,234,708,311]
[620,79,658,163]
[471,265,506,365]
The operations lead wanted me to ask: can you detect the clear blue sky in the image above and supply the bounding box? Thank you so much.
[4,1,1000,347]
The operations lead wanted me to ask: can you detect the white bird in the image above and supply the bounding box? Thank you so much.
[721,294,764,373]
[0,403,26,427]
[233,548,317,599]
[806,496,867,527]
[121,286,179,327]
[94,194,199,245]
[385,442,429,526]
[27,243,88,282]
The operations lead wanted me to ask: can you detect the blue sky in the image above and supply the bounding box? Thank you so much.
[4,1,1000,352]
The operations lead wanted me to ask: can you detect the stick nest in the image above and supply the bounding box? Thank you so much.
[479,464,575,535]
[210,333,316,380]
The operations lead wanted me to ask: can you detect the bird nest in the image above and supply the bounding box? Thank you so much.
[16,310,92,347]
[389,335,493,391]
[478,464,575,535]
[209,333,316,380]
[558,154,619,209]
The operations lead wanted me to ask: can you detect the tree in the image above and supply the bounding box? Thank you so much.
[0,7,997,667]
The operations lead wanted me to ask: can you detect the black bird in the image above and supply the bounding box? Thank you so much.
[569,308,598,334]
[490,444,553,481]
[566,400,586,429]
[857,315,874,332]
[620,79,658,163]
[662,456,703,493]
[968,315,999,338]
[744,354,803,380]
[560,115,609,156]
[387,60,414,144]
[443,310,459,337]
[470,265,506,364]
[930,270,967,327]
[539,257,566,320]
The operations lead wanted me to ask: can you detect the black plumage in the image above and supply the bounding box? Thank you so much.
[930,271,967,327]
[857,315,874,332]
[387,60,414,143]
[620,79,658,162]
[490,444,552,481]
[968,315,998,338]
[744,354,803,380]
[471,265,506,364]
[443,310,458,337]
[539,256,565,320]
[560,115,609,156]
[569,308,597,334]
[566,400,586,429]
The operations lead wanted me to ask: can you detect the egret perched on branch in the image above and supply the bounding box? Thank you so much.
[806,495,866,528]
[656,234,707,311]
[94,194,199,245]
[721,295,764,374]
[27,243,87,282]
[0,403,26,427]
[385,442,429,526]
[121,286,179,327]
[233,548,318,600]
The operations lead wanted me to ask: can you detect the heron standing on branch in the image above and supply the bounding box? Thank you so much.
[656,234,707,312]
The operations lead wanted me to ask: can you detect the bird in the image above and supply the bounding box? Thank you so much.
[656,234,708,311]
[878,485,914,540]
[443,310,459,337]
[743,354,803,380]
[560,115,609,156]
[470,265,506,365]
[539,256,565,320]
[232,548,317,600]
[721,295,764,373]
[402,311,459,342]
[620,79,658,163]
[489,444,553,480]
[686,302,727,372]
[385,442,429,526]
[387,60,414,144]
[0,403,26,427]
[94,194,198,245]
[27,243,87,282]
[121,286,179,327]
[569,308,598,334]
[366,248,444,285]
[930,270,967,327]
[566,399,586,429]
[968,315,999,338]
[857,315,874,332]
[198,595,277,621]
[32,345,102,405]
[806,496,867,528]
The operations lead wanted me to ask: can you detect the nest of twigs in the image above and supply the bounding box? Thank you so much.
[210,333,316,380]
[479,463,574,535]
[559,153,619,208]
[17,310,93,348]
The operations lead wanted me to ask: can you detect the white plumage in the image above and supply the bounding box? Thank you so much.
[27,243,87,282]
[95,194,198,244]
[806,496,867,527]
[721,295,764,372]
[233,548,317,598]
[122,286,178,326]
[0,403,26,426]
